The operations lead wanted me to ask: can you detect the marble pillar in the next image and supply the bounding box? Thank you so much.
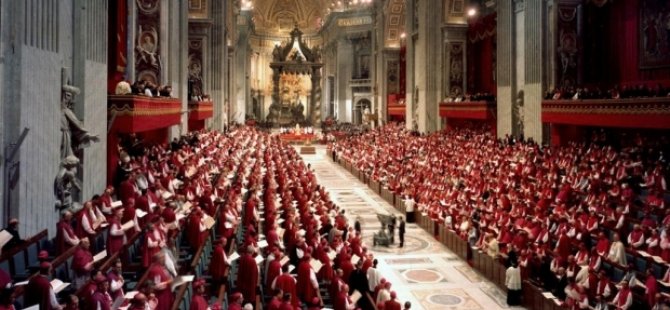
[233,12,251,124]
[496,0,515,138]
[414,0,442,133]
[336,38,354,122]
[524,0,544,143]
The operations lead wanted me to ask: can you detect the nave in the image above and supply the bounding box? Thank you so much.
[299,146,523,310]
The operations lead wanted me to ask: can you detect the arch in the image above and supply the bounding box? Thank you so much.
[353,98,372,125]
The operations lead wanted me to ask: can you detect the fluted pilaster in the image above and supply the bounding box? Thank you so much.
[496,0,515,137]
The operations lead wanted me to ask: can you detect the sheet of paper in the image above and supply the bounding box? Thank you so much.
[149,203,157,210]
[227,252,240,264]
[255,255,265,265]
[288,265,296,273]
[310,259,323,272]
[258,240,269,248]
[653,256,666,263]
[182,202,193,212]
[541,292,555,299]
[161,191,173,200]
[297,229,306,236]
[22,305,39,310]
[175,213,186,222]
[124,291,139,299]
[13,280,29,287]
[111,296,126,310]
[280,256,289,266]
[351,255,361,265]
[0,230,12,249]
[93,251,107,263]
[171,275,195,291]
[136,209,148,218]
[224,222,232,229]
[327,251,336,261]
[203,216,216,230]
[350,290,362,304]
[111,201,123,208]
[51,279,70,294]
[638,251,651,257]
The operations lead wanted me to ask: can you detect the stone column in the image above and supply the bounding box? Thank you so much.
[496,0,515,138]
[414,0,442,133]
[311,67,322,125]
[336,38,354,122]
[72,0,108,202]
[232,12,251,124]
[523,0,544,142]
[209,0,227,131]
[404,0,416,130]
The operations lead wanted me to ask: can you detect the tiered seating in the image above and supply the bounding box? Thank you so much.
[330,123,670,309]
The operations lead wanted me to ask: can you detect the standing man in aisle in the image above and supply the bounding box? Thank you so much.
[403,195,415,223]
[398,217,406,248]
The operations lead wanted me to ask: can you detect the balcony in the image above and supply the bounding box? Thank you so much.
[188,101,214,131]
[439,101,496,120]
[542,98,670,129]
[108,95,182,133]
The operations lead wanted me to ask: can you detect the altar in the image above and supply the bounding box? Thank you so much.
[267,27,323,127]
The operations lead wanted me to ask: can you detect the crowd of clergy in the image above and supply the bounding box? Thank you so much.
[0,127,413,310]
[330,123,669,310]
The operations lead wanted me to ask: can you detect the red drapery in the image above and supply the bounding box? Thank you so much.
[587,0,670,86]
[467,13,496,95]
[108,0,128,93]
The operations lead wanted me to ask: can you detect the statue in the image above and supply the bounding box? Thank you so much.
[292,100,305,123]
[312,46,322,62]
[54,156,81,210]
[60,82,100,160]
[272,44,282,62]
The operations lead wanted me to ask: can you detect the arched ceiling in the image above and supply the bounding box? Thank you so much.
[251,0,330,36]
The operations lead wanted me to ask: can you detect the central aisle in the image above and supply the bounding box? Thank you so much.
[298,146,524,310]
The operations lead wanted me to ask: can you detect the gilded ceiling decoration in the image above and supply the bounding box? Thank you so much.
[251,0,331,35]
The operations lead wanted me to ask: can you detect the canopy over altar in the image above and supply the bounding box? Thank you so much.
[267,27,323,126]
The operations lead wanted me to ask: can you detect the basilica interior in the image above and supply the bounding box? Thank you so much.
[0,0,669,310]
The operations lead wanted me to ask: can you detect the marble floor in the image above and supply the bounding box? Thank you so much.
[299,146,525,310]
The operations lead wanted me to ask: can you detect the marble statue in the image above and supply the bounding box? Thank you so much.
[54,155,81,210]
[60,83,100,160]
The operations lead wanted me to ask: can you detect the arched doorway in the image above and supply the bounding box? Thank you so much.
[353,99,371,125]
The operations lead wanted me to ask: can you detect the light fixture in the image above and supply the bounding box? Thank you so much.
[467,7,477,17]
[400,32,406,39]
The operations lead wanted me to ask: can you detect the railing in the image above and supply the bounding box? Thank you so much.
[108,95,183,133]
[542,97,670,129]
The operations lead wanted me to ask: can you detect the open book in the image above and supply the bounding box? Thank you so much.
[93,251,108,263]
[203,215,216,230]
[227,252,240,264]
[350,290,362,304]
[120,220,135,231]
[111,201,123,208]
[0,230,12,250]
[255,255,265,265]
[51,279,70,294]
[136,209,148,218]
[171,275,194,291]
[258,240,269,249]
[310,259,323,272]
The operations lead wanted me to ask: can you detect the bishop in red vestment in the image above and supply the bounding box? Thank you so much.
[235,246,259,305]
[147,253,174,310]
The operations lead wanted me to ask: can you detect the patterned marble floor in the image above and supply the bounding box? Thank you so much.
[298,146,526,310]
